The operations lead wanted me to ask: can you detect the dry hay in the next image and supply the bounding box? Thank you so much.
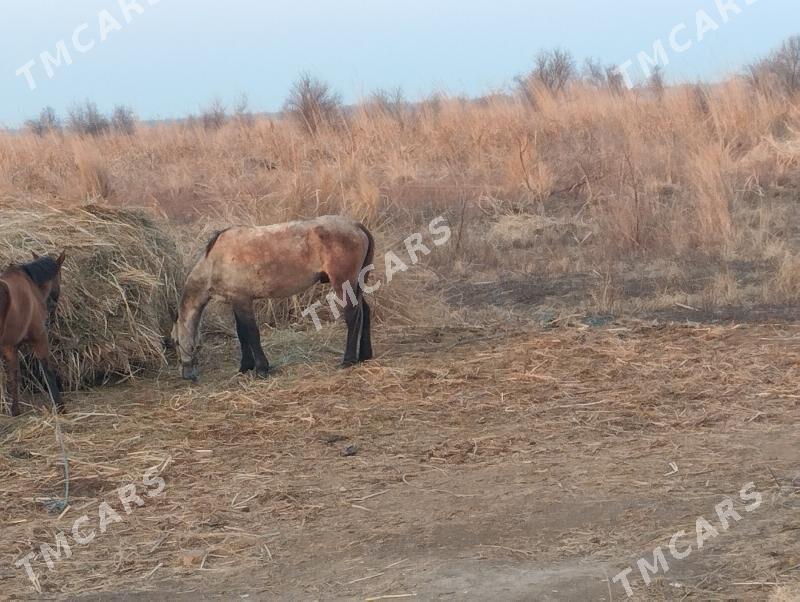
[0,321,798,597]
[0,202,183,398]
[770,584,800,601]
[487,214,594,249]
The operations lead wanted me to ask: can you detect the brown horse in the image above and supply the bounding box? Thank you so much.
[0,252,66,416]
[172,216,374,381]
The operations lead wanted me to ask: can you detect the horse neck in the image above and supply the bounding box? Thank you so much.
[0,273,39,342]
[1,270,45,305]
[178,264,212,346]
[0,280,9,339]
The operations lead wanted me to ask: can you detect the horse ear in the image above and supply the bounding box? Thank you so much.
[56,250,66,268]
[31,251,39,260]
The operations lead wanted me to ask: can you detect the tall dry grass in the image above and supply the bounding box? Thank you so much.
[1,78,799,319]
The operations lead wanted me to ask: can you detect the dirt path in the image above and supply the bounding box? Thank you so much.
[2,323,799,600]
[73,426,796,601]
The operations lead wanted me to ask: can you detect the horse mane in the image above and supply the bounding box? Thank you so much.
[205,228,231,257]
[20,256,60,285]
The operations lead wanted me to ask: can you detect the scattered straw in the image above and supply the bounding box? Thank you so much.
[0,321,798,598]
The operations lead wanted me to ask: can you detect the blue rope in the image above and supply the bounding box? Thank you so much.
[39,363,69,514]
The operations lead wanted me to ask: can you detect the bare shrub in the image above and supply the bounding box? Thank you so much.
[111,105,137,135]
[233,93,255,126]
[201,98,227,130]
[648,66,666,100]
[747,35,800,96]
[284,72,342,134]
[68,101,110,137]
[366,87,408,127]
[25,106,62,137]
[583,58,625,95]
[517,49,576,105]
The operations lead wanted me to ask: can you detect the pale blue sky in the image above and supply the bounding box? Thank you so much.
[0,0,795,126]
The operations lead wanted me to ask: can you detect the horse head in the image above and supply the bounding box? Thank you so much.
[170,320,198,382]
[24,250,66,313]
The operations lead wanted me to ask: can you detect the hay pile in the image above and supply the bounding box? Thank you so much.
[0,203,183,393]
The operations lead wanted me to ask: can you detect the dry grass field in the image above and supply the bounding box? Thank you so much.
[1,75,800,600]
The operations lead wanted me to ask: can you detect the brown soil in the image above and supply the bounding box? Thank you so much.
[1,321,799,601]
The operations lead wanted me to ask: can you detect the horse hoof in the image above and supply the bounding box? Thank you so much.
[340,360,357,369]
[255,368,269,379]
[182,365,200,382]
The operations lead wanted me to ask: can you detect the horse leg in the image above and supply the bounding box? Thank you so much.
[234,310,255,373]
[358,299,373,362]
[233,299,269,378]
[32,341,64,413]
[2,347,21,416]
[341,301,363,368]
[330,273,363,368]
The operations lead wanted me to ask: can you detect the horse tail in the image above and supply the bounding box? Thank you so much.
[356,223,374,296]
[205,228,231,257]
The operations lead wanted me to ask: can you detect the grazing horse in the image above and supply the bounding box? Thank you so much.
[172,216,374,381]
[0,252,66,416]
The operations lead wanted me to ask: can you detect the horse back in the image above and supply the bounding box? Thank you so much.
[199,216,370,300]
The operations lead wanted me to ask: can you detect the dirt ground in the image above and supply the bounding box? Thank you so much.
[1,312,799,601]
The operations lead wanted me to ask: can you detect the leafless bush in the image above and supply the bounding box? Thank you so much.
[583,58,625,95]
[284,72,342,134]
[111,105,137,135]
[747,35,800,96]
[418,92,445,117]
[25,106,62,137]
[517,49,576,104]
[648,66,666,99]
[366,87,409,126]
[232,93,255,127]
[67,101,110,137]
[201,98,227,130]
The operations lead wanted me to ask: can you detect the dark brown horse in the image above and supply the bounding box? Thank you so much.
[0,252,65,416]
[172,216,374,381]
